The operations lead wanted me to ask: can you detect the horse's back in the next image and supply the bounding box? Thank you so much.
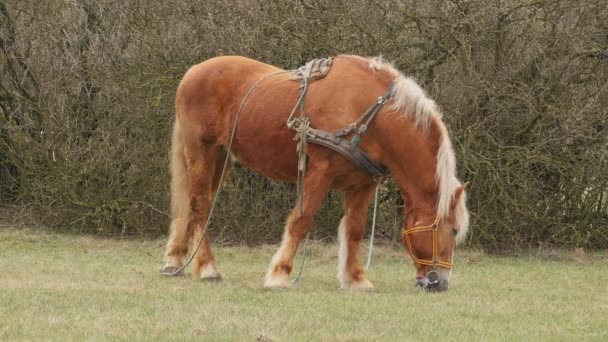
[178,56,282,96]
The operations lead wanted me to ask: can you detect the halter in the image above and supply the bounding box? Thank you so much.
[402,216,453,270]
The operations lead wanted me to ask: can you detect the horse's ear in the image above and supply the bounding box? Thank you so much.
[451,182,469,209]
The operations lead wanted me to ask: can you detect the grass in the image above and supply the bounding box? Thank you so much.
[1,227,607,341]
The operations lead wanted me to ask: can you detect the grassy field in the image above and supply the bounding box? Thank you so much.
[1,228,607,341]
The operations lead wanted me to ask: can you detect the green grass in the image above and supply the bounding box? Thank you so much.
[1,228,607,341]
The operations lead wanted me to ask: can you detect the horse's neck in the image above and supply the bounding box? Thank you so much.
[376,114,440,214]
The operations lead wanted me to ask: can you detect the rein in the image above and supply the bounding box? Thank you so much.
[402,217,453,270]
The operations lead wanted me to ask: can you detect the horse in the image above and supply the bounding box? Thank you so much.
[159,55,469,292]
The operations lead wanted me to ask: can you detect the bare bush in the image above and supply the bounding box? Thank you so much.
[1,0,606,249]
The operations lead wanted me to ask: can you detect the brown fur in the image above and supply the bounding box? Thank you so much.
[162,55,468,288]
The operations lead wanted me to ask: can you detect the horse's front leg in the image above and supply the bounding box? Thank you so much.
[264,170,331,288]
[337,183,377,290]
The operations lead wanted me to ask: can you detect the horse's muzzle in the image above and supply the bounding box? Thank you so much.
[415,270,449,292]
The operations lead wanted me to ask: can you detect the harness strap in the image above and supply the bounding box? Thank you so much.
[307,128,388,178]
[402,216,453,269]
[288,58,333,82]
[288,56,392,179]
[334,84,394,141]
[301,83,393,178]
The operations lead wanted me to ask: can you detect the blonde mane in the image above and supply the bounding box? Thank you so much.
[364,56,470,242]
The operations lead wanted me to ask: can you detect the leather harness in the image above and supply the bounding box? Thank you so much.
[286,59,454,276]
[288,58,391,179]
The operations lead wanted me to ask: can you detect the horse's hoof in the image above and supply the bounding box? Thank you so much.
[159,266,184,277]
[342,279,375,291]
[201,274,223,282]
[198,263,222,281]
[264,274,290,289]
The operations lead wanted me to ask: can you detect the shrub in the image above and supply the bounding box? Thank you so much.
[1,0,606,249]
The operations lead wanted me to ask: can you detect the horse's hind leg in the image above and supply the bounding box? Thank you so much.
[186,144,233,281]
[190,148,232,280]
[264,167,332,288]
[337,183,377,290]
[161,118,230,279]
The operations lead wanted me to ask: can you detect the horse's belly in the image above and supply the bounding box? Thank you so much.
[231,117,299,182]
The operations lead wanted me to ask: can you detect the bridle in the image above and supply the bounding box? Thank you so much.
[402,216,453,282]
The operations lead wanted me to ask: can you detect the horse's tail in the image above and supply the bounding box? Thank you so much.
[168,117,190,239]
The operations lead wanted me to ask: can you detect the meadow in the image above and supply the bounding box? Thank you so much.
[2,2,606,340]
[1,227,607,341]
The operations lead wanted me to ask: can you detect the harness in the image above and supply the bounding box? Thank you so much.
[402,217,453,270]
[287,58,390,179]
[284,58,389,281]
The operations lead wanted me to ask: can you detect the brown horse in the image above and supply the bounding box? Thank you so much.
[160,55,469,291]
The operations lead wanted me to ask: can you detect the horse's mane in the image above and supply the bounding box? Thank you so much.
[343,55,470,242]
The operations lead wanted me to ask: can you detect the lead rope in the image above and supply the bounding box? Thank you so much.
[290,73,311,284]
[290,123,309,284]
[294,181,381,281]
[365,185,380,270]
[290,130,309,284]
[166,70,290,276]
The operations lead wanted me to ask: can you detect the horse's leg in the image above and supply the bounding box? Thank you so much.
[187,143,234,281]
[161,130,232,279]
[264,169,332,288]
[337,183,377,290]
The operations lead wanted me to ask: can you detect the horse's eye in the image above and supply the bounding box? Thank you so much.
[450,228,458,237]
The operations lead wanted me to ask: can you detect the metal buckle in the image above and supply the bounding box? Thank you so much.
[425,270,440,285]
[377,96,387,104]
[344,123,357,134]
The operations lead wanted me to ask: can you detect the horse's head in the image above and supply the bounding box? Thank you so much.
[339,54,470,291]
[402,183,468,292]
